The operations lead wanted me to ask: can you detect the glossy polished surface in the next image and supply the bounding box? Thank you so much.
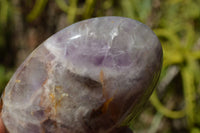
[1,17,162,133]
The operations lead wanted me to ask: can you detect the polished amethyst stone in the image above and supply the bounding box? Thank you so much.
[1,17,162,133]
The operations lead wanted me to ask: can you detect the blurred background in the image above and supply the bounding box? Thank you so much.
[0,0,200,132]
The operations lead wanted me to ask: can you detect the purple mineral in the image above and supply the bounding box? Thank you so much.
[1,16,162,133]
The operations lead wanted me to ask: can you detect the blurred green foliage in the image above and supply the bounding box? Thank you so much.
[0,0,200,132]
[0,0,13,48]
[0,65,12,94]
[0,0,14,93]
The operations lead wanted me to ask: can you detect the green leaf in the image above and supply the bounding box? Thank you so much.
[181,62,196,127]
[27,0,48,21]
